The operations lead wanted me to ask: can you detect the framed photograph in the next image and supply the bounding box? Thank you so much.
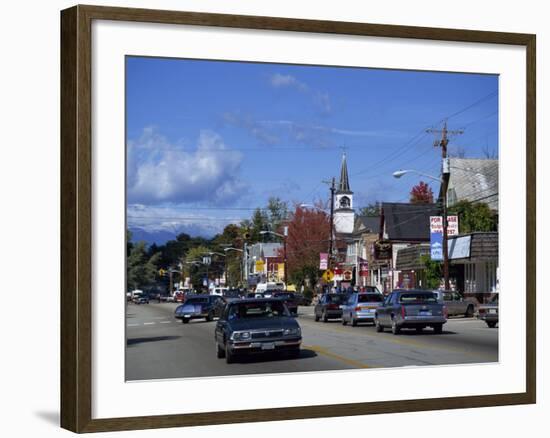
[60,4,536,433]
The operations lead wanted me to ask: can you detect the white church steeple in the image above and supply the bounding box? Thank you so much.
[334,152,355,234]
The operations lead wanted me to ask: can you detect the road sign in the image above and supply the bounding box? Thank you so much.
[322,269,334,282]
[319,253,328,270]
[255,260,265,272]
[343,270,353,281]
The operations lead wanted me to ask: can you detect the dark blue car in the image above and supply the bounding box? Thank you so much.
[175,295,226,323]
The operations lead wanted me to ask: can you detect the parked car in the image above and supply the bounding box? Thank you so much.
[433,290,475,317]
[293,293,312,306]
[214,298,301,363]
[477,294,499,328]
[314,293,346,322]
[174,295,226,323]
[341,292,384,326]
[374,289,447,334]
[134,296,149,305]
[272,291,298,315]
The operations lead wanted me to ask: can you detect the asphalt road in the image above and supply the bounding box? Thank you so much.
[126,302,498,381]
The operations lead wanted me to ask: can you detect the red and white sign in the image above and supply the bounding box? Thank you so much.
[343,270,353,281]
[319,253,328,270]
[430,215,458,235]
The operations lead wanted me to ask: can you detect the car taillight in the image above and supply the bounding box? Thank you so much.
[443,305,448,318]
[355,306,362,311]
[401,305,406,318]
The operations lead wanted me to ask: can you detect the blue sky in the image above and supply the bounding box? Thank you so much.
[126,56,498,241]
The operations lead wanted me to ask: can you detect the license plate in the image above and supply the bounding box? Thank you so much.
[418,311,432,316]
[489,309,497,314]
[183,314,191,318]
[261,342,275,350]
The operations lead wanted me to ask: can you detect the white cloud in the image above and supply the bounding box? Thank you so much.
[127,128,247,205]
[268,72,331,114]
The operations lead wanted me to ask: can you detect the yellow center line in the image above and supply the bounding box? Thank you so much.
[303,344,374,369]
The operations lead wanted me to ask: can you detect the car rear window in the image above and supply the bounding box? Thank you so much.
[325,294,345,304]
[358,294,383,303]
[228,301,288,319]
[186,297,209,304]
[398,292,437,303]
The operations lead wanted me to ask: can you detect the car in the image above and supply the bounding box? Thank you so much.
[214,298,301,363]
[174,295,226,323]
[272,291,298,315]
[341,292,384,326]
[134,296,149,304]
[293,293,312,306]
[477,294,499,327]
[374,289,447,334]
[314,293,347,322]
[433,290,476,317]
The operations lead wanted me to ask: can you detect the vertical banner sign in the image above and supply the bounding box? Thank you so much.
[430,216,443,261]
[359,257,369,277]
[319,253,328,270]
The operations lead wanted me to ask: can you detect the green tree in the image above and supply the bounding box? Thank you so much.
[359,202,379,216]
[127,241,161,291]
[420,255,442,289]
[266,197,289,233]
[448,200,497,233]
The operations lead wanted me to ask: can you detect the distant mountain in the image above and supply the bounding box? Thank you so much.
[129,225,219,245]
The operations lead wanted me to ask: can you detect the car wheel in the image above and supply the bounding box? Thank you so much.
[433,324,443,334]
[225,343,235,364]
[216,341,225,359]
[181,319,189,324]
[206,311,214,322]
[465,305,474,317]
[314,312,320,322]
[375,317,383,333]
[342,316,348,326]
[351,317,358,327]
[391,318,401,335]
[322,311,328,323]
[487,321,497,328]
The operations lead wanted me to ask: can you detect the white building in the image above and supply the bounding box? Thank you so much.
[334,153,355,234]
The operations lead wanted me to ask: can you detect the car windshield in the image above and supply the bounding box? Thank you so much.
[398,292,437,304]
[228,301,289,319]
[364,286,379,293]
[325,294,345,304]
[358,294,383,303]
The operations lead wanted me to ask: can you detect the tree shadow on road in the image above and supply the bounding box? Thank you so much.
[127,335,181,346]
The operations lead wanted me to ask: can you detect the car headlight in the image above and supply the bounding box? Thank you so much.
[283,327,301,336]
[231,331,251,341]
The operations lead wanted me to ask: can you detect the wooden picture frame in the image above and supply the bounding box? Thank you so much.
[60,4,536,433]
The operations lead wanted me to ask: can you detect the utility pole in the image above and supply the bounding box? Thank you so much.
[427,121,463,290]
[328,177,336,268]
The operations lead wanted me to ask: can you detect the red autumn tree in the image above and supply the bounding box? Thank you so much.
[278,203,331,288]
[410,181,434,204]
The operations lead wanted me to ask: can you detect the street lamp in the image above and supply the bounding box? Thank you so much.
[260,230,288,286]
[392,167,451,290]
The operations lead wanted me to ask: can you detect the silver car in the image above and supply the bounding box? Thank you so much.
[374,289,447,334]
[433,290,475,317]
[341,292,384,326]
